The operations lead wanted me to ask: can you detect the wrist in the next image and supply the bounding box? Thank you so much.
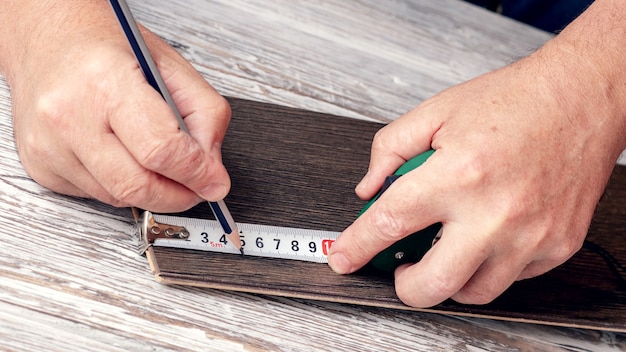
[0,1,117,87]
[529,0,626,163]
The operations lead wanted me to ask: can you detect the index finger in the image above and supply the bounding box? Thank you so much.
[328,160,442,274]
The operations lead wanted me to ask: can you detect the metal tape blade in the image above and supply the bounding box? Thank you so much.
[144,212,340,263]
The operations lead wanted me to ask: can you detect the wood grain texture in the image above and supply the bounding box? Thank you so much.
[130,0,554,122]
[1,0,626,350]
[152,98,626,333]
[177,98,381,230]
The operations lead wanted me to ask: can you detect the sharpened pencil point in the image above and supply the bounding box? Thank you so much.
[225,225,243,255]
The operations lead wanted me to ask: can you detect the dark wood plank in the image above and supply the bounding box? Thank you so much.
[177,97,379,229]
[149,98,626,332]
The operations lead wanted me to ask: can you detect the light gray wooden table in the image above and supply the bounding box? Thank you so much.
[1,0,625,350]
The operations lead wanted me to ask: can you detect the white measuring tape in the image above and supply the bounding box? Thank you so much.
[138,211,340,263]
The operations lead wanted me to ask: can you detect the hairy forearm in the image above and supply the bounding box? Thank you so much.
[0,1,116,85]
[535,0,626,161]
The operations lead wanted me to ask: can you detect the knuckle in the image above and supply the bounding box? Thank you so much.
[27,169,65,193]
[33,90,72,130]
[371,128,385,146]
[551,233,584,262]
[395,288,418,307]
[97,193,130,209]
[395,284,433,308]
[137,136,209,185]
[346,235,377,264]
[17,133,52,171]
[370,128,394,155]
[16,136,62,190]
[210,96,232,122]
[137,137,182,171]
[448,153,487,188]
[514,225,584,264]
[105,194,135,208]
[455,286,499,305]
[368,206,410,242]
[82,51,118,85]
[175,146,208,179]
[108,172,158,207]
[420,272,459,301]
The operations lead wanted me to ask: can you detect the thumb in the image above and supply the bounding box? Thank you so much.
[357,105,442,200]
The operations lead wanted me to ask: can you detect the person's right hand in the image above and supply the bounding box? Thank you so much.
[1,1,231,212]
[327,0,626,307]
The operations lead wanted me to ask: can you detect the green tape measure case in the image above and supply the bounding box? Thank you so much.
[361,150,442,272]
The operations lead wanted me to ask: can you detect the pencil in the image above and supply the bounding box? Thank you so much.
[108,0,243,254]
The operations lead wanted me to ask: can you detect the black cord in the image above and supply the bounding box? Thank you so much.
[582,240,626,289]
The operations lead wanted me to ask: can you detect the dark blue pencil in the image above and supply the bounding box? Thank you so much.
[108,0,243,254]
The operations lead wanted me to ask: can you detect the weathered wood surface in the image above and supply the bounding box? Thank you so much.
[2,0,626,350]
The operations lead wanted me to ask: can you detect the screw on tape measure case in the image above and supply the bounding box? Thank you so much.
[136,97,626,333]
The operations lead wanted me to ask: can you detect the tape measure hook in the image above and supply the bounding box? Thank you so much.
[138,211,190,254]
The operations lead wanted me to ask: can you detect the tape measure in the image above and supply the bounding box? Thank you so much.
[138,211,339,263]
[137,151,440,270]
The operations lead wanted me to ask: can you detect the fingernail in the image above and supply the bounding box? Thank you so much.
[328,252,353,274]
[199,182,229,201]
[356,169,370,191]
